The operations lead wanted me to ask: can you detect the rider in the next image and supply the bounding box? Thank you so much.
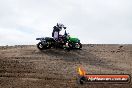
[52,23,66,41]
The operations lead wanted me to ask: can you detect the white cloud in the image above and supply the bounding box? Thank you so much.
[0,0,132,45]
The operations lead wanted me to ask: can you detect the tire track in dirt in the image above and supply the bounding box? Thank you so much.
[0,44,132,88]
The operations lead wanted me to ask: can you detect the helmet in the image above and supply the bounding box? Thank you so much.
[57,23,64,28]
[56,23,67,31]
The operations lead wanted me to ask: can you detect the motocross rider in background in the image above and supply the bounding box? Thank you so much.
[52,23,66,41]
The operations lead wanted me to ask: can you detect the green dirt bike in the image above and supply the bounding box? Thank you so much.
[36,29,82,51]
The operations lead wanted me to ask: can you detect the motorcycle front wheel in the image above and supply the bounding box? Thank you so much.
[75,43,82,49]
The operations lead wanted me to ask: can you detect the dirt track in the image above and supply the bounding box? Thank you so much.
[0,44,132,88]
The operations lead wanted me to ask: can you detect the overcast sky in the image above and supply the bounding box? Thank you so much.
[0,0,132,45]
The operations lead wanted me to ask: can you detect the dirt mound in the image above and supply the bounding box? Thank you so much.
[0,44,132,88]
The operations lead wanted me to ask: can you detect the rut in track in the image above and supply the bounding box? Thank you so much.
[0,44,132,88]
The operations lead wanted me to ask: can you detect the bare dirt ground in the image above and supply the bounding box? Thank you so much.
[0,44,132,88]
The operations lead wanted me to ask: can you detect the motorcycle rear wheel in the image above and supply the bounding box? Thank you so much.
[37,42,51,50]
